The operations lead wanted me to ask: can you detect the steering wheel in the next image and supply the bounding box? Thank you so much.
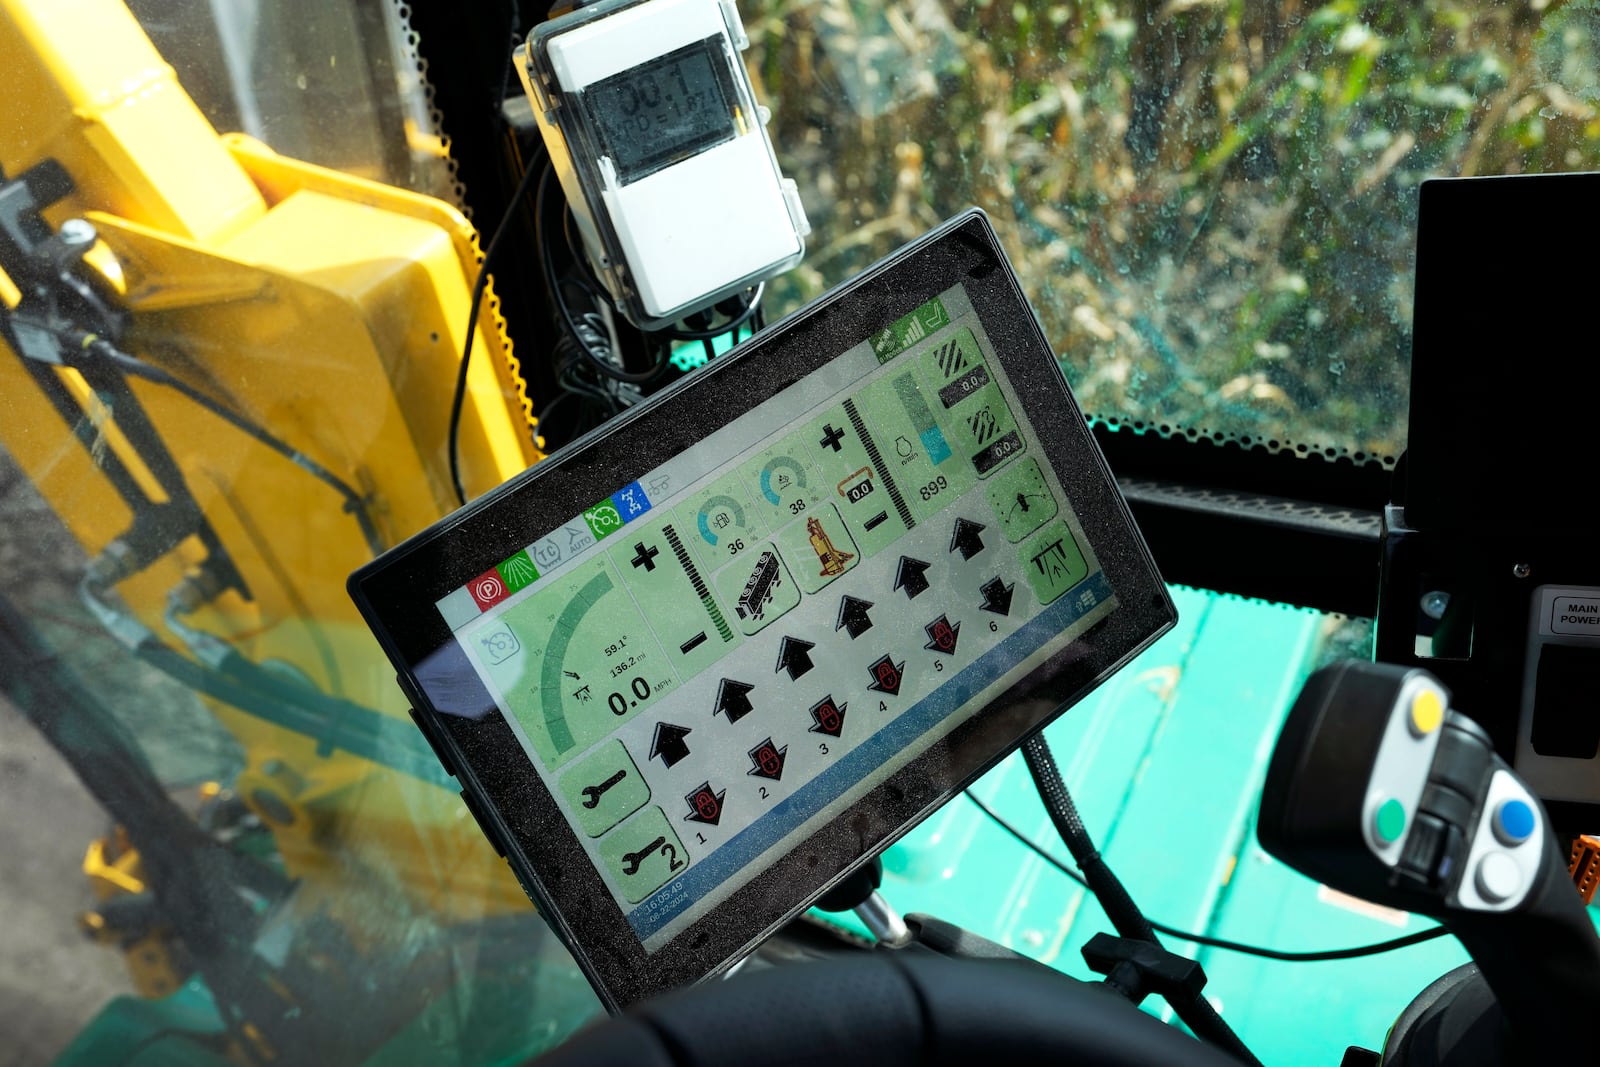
[526,951,1244,1066]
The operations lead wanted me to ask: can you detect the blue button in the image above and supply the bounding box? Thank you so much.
[1493,799,1536,846]
[611,481,652,523]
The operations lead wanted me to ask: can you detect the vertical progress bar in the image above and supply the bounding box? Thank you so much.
[663,524,735,643]
[843,397,915,531]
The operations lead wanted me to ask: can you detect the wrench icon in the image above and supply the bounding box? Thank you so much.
[621,836,666,876]
[581,769,627,809]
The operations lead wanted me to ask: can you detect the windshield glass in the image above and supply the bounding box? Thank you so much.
[129,0,460,201]
[750,0,1600,465]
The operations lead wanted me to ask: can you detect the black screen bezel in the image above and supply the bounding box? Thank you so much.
[348,209,1175,1010]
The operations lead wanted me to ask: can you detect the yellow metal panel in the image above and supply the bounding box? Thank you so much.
[21,206,535,915]
[0,351,141,563]
[225,134,541,485]
[216,188,536,503]
[0,0,265,242]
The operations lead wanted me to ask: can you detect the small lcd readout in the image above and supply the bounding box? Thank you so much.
[439,282,1116,950]
[584,36,737,184]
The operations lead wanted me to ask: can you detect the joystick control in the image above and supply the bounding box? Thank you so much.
[1258,661,1600,1065]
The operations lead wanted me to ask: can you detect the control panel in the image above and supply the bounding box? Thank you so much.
[350,210,1174,1008]
[1259,659,1600,1062]
[442,315,1107,944]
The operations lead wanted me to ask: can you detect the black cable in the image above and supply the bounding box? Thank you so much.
[559,365,619,411]
[532,388,581,449]
[560,204,612,303]
[536,168,672,387]
[547,357,623,442]
[650,282,765,341]
[75,333,386,557]
[963,789,1450,962]
[554,197,759,366]
[1023,734,1264,1067]
[1023,735,1159,942]
[448,153,544,508]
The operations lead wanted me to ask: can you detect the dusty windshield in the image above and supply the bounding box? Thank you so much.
[2,1,1597,1065]
[751,0,1600,465]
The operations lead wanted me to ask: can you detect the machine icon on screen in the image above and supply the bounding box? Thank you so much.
[807,517,854,577]
[1032,538,1073,583]
[736,551,782,620]
[837,466,874,504]
[478,626,522,665]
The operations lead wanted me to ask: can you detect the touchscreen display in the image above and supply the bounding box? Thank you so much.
[434,282,1115,949]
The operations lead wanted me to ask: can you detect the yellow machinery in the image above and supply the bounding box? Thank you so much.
[0,2,567,1054]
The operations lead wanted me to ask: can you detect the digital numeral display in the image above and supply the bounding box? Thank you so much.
[586,37,738,184]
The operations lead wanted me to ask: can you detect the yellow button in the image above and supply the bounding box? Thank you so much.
[1409,689,1444,737]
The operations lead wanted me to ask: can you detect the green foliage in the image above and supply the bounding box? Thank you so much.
[747,0,1600,462]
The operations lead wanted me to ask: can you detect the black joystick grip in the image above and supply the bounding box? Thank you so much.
[1259,661,1600,1063]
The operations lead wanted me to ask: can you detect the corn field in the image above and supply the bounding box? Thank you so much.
[745,0,1600,463]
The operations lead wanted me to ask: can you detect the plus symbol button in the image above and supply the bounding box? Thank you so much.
[631,541,660,571]
[819,424,846,452]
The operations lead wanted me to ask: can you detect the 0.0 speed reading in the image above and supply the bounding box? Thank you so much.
[608,675,653,716]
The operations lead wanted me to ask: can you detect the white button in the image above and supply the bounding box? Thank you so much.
[1475,851,1522,904]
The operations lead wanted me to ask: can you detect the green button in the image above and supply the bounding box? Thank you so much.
[496,549,540,593]
[713,542,801,635]
[676,468,769,575]
[583,499,625,542]
[598,806,689,903]
[558,739,649,838]
[771,502,859,594]
[985,456,1059,543]
[1375,798,1407,845]
[1019,520,1088,606]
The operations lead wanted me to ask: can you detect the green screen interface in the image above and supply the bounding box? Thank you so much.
[436,284,1116,948]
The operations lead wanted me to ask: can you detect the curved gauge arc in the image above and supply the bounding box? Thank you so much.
[489,556,675,769]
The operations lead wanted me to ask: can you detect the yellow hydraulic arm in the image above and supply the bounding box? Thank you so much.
[0,0,545,939]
